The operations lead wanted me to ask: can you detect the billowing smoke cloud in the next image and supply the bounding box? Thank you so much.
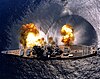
[74,25,87,45]
[8,1,97,49]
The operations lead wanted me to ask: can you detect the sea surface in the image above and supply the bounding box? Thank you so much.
[0,0,100,79]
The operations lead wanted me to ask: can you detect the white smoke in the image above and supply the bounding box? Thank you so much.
[74,26,87,45]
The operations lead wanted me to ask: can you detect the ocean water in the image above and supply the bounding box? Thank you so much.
[0,0,100,79]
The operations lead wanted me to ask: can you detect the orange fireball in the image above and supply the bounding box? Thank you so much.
[61,24,74,45]
[20,23,45,48]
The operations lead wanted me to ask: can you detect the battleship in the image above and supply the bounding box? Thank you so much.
[1,23,99,59]
[1,45,98,59]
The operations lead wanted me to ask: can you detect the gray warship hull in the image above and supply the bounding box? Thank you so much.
[1,45,97,59]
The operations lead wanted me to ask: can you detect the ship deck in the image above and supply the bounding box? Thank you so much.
[1,45,97,59]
